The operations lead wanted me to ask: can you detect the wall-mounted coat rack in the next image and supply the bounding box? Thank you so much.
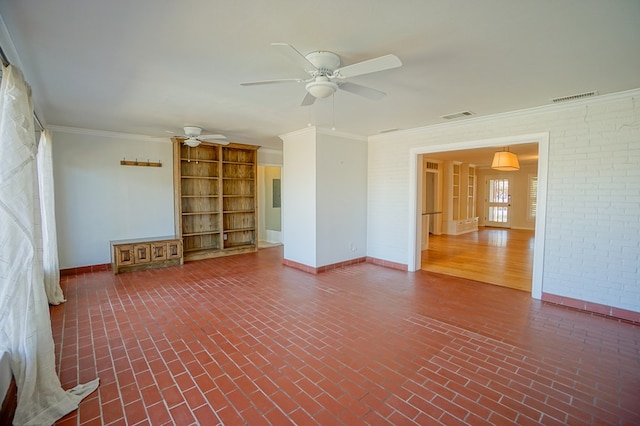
[120,158,162,167]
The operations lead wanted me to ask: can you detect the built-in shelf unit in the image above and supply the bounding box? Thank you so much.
[173,139,259,261]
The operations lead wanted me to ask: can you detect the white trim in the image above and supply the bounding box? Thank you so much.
[316,127,367,141]
[531,133,549,300]
[371,88,640,143]
[48,125,172,143]
[408,132,549,299]
[279,125,316,141]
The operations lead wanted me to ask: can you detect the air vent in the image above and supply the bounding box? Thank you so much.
[552,91,598,103]
[441,111,474,120]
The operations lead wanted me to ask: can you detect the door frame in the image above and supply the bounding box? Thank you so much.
[257,164,283,245]
[409,132,549,299]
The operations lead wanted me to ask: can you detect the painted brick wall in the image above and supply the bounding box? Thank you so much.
[368,89,640,312]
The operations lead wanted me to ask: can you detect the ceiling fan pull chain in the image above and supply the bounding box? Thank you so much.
[187,146,191,163]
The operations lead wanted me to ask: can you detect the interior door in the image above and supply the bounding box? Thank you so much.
[486,177,512,228]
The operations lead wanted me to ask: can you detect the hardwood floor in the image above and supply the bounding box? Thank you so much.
[421,227,534,292]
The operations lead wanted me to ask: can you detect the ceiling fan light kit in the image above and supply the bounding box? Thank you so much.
[306,78,338,99]
[491,150,520,171]
[184,138,201,148]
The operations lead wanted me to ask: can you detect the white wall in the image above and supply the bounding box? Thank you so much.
[281,127,317,266]
[52,130,174,268]
[368,89,640,312]
[316,130,367,266]
[258,148,283,166]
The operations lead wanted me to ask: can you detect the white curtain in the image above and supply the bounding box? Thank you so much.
[37,129,65,305]
[0,64,98,425]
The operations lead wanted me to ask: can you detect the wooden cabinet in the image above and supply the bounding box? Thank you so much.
[173,139,259,261]
[111,236,183,274]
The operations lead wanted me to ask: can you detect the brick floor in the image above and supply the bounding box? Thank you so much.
[52,246,640,425]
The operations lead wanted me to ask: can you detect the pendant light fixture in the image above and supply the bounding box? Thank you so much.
[491,148,520,171]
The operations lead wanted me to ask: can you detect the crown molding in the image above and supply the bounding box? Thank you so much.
[279,125,366,142]
[316,127,367,141]
[279,125,316,141]
[369,88,640,142]
[48,125,172,143]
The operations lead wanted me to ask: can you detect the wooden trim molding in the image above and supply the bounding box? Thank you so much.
[542,292,640,324]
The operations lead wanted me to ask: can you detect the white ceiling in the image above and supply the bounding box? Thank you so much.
[1,0,639,150]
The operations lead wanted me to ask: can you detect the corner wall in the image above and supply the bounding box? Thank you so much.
[368,89,640,313]
[281,127,367,269]
[281,127,317,267]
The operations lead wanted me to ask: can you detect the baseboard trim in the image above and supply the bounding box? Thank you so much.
[282,256,410,274]
[283,257,367,274]
[365,257,409,271]
[60,263,111,276]
[542,292,640,324]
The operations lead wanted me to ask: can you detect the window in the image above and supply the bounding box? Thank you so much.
[528,175,538,220]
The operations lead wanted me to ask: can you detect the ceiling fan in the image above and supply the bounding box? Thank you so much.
[181,126,227,147]
[241,43,402,106]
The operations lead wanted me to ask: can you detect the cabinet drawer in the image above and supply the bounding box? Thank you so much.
[133,244,151,263]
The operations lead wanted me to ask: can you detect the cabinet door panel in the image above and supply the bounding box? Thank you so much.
[115,245,134,266]
[167,241,182,259]
[133,244,151,263]
[151,242,167,261]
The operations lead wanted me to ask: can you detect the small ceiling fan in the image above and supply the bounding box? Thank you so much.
[181,126,227,147]
[241,43,402,106]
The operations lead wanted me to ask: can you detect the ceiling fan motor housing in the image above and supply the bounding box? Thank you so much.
[183,126,202,138]
[305,51,341,75]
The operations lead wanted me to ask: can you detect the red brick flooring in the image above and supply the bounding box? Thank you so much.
[52,246,640,425]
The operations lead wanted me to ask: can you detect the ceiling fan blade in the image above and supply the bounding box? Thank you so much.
[301,91,316,106]
[241,78,304,86]
[199,134,226,140]
[271,43,318,73]
[335,54,402,79]
[337,82,386,100]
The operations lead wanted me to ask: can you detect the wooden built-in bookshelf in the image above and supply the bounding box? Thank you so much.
[173,139,259,261]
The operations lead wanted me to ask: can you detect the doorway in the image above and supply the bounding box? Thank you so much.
[421,160,441,250]
[258,165,282,247]
[409,132,549,299]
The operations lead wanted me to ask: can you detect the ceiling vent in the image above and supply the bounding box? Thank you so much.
[441,111,474,120]
[552,90,598,103]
